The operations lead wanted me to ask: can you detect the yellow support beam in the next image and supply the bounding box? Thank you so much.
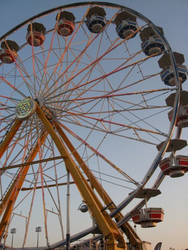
[0,132,47,239]
[54,121,142,249]
[0,119,23,216]
[36,104,125,250]
[0,104,140,249]
[0,119,22,158]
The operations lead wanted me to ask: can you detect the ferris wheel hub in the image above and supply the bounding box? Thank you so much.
[16,97,36,120]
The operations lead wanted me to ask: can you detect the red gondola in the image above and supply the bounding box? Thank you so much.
[26,22,46,46]
[160,155,188,177]
[56,11,75,37]
[132,208,164,228]
[0,40,19,64]
[168,105,188,128]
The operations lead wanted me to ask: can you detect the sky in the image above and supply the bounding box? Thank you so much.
[0,0,188,250]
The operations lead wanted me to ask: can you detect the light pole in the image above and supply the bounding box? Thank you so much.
[66,171,70,250]
[10,228,16,248]
[35,226,41,248]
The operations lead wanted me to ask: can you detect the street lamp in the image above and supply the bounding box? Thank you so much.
[10,228,16,248]
[35,226,41,248]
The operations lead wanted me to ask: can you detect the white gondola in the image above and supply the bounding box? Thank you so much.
[160,65,187,86]
[132,208,164,228]
[158,52,187,86]
[26,22,46,46]
[0,40,19,64]
[140,27,165,56]
[141,36,164,56]
[114,11,137,39]
[56,11,75,37]
[86,7,106,33]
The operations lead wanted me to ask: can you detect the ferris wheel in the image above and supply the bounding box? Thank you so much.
[0,2,187,249]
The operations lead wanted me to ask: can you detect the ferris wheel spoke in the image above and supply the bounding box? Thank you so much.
[106,93,170,134]
[58,116,157,144]
[47,87,170,129]
[54,104,167,145]
[57,122,139,186]
[54,120,139,217]
[1,42,34,98]
[43,179,60,210]
[125,107,169,136]
[92,168,135,185]
[41,11,91,98]
[43,34,99,99]
[0,76,26,98]
[47,76,162,116]
[45,36,70,92]
[43,176,65,241]
[96,53,140,93]
[0,114,15,124]
[42,9,100,98]
[60,119,164,145]
[40,35,69,96]
[1,125,27,173]
[41,138,65,241]
[6,131,49,246]
[0,105,15,111]
[96,176,135,190]
[0,95,21,103]
[41,12,79,94]
[87,52,136,93]
[29,26,38,96]
[38,145,50,247]
[43,16,60,77]
[0,124,33,212]
[43,30,135,101]
[44,52,153,104]
[33,54,57,97]
[29,31,46,97]
[64,110,167,137]
[48,88,171,105]
[22,172,40,247]
[13,57,36,98]
[32,55,48,96]
[0,119,23,163]
[2,120,39,178]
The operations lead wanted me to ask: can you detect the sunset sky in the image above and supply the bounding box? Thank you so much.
[0,1,188,249]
